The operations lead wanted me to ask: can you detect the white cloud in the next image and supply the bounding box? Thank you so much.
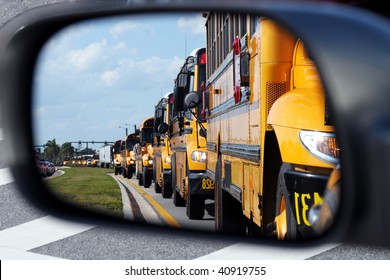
[101,70,120,86]
[177,15,206,35]
[110,21,153,38]
[34,15,205,147]
[67,39,107,71]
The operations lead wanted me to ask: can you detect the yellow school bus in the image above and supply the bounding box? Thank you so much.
[152,92,173,198]
[121,132,139,179]
[112,139,123,176]
[203,13,339,239]
[135,116,154,188]
[171,47,214,220]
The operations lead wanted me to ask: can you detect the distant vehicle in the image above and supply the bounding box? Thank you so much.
[63,157,70,166]
[90,154,99,167]
[112,140,124,175]
[170,47,212,220]
[121,132,139,179]
[99,144,112,168]
[48,161,55,175]
[38,160,50,177]
[152,92,173,198]
[37,160,46,178]
[135,117,154,188]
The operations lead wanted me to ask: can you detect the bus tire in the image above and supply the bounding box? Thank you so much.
[138,171,144,186]
[161,177,172,198]
[187,193,205,219]
[153,164,162,193]
[154,179,162,193]
[143,167,151,188]
[126,167,133,179]
[172,153,185,206]
[173,188,186,207]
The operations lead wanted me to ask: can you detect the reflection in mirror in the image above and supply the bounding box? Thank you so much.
[33,12,340,241]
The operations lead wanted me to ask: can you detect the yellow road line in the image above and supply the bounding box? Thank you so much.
[127,180,181,228]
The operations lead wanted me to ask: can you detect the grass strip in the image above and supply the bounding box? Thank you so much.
[46,167,123,218]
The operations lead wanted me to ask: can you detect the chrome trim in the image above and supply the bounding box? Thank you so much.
[220,143,260,163]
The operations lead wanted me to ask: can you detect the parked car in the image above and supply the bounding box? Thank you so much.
[38,160,50,177]
[37,160,46,178]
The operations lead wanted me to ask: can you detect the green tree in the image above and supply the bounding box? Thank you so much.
[44,139,60,163]
[59,142,75,160]
[79,147,95,155]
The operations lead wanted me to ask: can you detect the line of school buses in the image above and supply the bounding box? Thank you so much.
[112,14,340,241]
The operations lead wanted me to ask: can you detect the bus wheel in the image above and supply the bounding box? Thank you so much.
[154,179,162,193]
[161,177,172,198]
[138,172,144,186]
[215,156,245,235]
[274,163,298,240]
[126,167,133,179]
[173,188,186,207]
[143,170,151,188]
[187,193,205,219]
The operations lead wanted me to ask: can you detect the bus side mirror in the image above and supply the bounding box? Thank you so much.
[173,86,185,113]
[158,123,169,134]
[184,91,200,109]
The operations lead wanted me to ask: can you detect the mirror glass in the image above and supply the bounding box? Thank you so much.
[33,12,340,241]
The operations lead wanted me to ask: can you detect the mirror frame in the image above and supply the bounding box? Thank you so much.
[1,1,390,247]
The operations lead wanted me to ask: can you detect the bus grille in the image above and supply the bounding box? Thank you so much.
[267,82,288,130]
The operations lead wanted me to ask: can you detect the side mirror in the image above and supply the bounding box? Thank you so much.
[5,0,390,254]
[157,123,169,134]
[173,86,185,113]
[184,91,200,109]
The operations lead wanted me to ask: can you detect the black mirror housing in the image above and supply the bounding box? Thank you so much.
[173,86,186,113]
[1,1,390,248]
[184,91,201,109]
[157,123,169,135]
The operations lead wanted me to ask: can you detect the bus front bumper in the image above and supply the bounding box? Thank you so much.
[188,172,214,198]
[283,168,329,239]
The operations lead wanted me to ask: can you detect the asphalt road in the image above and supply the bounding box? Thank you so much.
[1,0,390,261]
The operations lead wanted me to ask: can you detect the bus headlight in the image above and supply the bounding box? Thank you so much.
[164,156,171,164]
[299,130,339,165]
[191,151,207,163]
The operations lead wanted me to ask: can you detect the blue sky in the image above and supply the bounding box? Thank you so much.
[33,13,206,151]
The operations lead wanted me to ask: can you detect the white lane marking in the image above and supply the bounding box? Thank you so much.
[0,167,14,185]
[0,247,64,260]
[112,176,133,220]
[196,242,341,260]
[112,175,163,226]
[0,215,95,251]
[0,128,3,141]
[127,180,163,225]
